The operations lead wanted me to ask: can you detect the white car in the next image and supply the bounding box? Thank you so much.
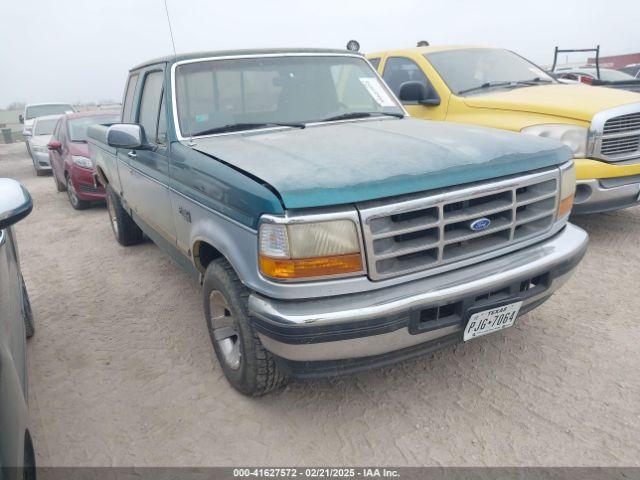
[20,103,74,153]
[27,115,61,176]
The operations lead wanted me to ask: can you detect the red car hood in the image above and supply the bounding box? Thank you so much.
[68,141,90,158]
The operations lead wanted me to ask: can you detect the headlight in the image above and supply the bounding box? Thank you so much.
[521,124,588,158]
[33,145,48,153]
[558,162,576,218]
[72,155,93,168]
[259,218,363,280]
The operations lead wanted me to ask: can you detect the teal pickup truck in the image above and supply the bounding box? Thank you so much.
[88,49,588,395]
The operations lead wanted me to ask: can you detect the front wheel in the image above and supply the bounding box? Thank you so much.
[203,258,286,396]
[66,175,89,210]
[105,186,143,246]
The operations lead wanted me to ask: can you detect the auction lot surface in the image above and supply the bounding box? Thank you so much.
[2,142,640,466]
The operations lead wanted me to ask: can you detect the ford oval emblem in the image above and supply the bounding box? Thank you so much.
[470,218,491,232]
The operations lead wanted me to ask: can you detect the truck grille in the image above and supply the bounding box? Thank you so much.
[602,112,640,135]
[358,168,559,280]
[593,109,640,161]
[601,136,640,156]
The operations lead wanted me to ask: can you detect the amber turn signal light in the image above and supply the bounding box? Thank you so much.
[557,194,574,218]
[259,253,363,279]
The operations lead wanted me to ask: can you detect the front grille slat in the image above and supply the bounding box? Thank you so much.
[603,112,640,135]
[359,169,560,280]
[78,183,102,194]
[596,110,640,161]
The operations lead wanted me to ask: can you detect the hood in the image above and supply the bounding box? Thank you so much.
[463,84,640,122]
[192,118,571,209]
[30,134,52,147]
[68,141,89,157]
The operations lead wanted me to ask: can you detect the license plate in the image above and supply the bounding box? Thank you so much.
[463,301,523,341]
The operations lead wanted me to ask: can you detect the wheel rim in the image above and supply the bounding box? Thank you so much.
[106,195,119,237]
[66,177,79,207]
[209,290,241,370]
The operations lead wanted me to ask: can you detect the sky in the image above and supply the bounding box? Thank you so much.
[1,0,639,108]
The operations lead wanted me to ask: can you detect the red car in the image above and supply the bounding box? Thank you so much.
[48,111,119,209]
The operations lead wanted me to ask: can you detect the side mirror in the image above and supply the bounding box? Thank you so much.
[48,140,62,151]
[107,124,150,149]
[0,179,33,230]
[19,114,24,124]
[399,81,441,106]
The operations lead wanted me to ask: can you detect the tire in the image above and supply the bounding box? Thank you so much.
[22,278,35,339]
[35,167,48,177]
[203,258,286,396]
[53,171,66,192]
[66,174,89,210]
[106,185,143,246]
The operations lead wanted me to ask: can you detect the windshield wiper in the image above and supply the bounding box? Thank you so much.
[193,122,305,136]
[459,78,554,95]
[319,111,405,122]
[517,77,554,85]
[458,81,515,95]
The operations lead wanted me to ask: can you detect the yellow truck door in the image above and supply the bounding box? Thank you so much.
[378,55,449,120]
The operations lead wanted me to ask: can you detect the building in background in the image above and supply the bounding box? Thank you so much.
[588,52,640,69]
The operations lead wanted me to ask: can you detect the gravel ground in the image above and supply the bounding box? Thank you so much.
[2,142,639,467]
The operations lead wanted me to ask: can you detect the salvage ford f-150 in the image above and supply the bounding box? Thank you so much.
[88,49,588,395]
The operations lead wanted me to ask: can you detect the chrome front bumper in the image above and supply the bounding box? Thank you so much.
[249,224,588,372]
[573,178,640,214]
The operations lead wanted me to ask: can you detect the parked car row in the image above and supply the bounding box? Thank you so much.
[13,42,640,399]
[21,110,119,208]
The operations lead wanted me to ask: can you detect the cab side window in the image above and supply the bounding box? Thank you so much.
[137,71,164,143]
[122,74,139,123]
[382,57,431,98]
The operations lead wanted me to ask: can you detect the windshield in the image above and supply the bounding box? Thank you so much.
[68,115,120,142]
[33,118,59,135]
[426,48,554,95]
[26,104,74,119]
[175,55,403,137]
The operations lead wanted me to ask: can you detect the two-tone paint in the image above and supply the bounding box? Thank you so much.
[87,50,588,375]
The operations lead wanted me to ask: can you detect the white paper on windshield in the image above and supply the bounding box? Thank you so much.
[359,77,396,107]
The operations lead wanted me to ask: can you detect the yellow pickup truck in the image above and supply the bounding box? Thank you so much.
[367,46,640,214]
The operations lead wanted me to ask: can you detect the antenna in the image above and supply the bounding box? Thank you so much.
[164,0,177,56]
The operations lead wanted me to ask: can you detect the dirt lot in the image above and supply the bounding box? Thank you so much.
[2,142,639,467]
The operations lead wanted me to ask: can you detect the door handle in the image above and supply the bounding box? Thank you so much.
[127,151,137,159]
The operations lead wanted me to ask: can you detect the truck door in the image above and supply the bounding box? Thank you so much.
[380,56,448,121]
[119,67,176,244]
